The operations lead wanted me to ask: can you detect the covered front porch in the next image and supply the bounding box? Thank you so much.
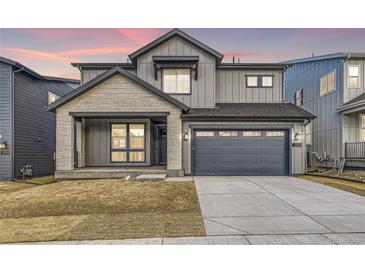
[340,103,365,165]
[55,111,183,179]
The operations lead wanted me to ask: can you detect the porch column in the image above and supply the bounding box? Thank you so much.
[166,110,182,172]
[76,118,86,168]
[56,110,74,171]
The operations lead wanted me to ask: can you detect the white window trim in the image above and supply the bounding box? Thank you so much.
[347,64,361,89]
[320,70,336,97]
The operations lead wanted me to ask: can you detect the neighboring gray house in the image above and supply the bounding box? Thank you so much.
[0,57,80,181]
[284,52,365,168]
[48,28,315,179]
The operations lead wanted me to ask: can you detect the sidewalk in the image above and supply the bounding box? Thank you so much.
[11,233,365,245]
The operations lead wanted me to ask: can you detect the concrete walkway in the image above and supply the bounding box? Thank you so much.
[194,176,365,240]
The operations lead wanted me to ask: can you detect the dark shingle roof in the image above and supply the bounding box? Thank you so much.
[181,103,316,120]
[343,92,365,106]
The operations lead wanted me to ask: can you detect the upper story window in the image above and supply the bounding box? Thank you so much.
[261,76,273,87]
[246,76,258,87]
[320,71,336,96]
[295,89,303,107]
[162,68,191,94]
[48,91,60,104]
[246,75,273,88]
[348,65,360,88]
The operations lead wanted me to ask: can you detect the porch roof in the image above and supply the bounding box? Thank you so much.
[338,92,365,114]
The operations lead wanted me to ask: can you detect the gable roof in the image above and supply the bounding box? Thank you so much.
[283,52,365,65]
[47,66,189,112]
[43,75,80,84]
[128,28,224,63]
[181,103,316,120]
[1,56,45,80]
[1,56,80,84]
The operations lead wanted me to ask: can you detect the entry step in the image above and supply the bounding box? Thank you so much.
[135,174,167,181]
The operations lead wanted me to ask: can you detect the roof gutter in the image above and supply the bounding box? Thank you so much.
[337,98,365,113]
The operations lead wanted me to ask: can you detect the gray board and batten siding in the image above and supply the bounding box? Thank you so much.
[284,57,344,164]
[0,58,78,180]
[84,118,154,167]
[13,71,72,178]
[136,36,216,108]
[0,62,13,180]
[216,70,283,103]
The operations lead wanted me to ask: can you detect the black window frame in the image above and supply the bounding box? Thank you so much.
[245,75,274,88]
[110,123,146,163]
[161,67,192,95]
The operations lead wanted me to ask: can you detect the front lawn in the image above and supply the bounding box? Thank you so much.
[300,175,365,197]
[0,179,205,243]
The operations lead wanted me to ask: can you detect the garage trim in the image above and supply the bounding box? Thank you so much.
[189,124,293,176]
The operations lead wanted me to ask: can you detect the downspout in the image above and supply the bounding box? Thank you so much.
[282,64,290,102]
[341,54,351,160]
[12,66,24,180]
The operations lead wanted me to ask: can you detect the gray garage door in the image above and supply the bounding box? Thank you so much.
[193,129,289,176]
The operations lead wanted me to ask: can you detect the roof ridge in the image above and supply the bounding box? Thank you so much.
[128,28,223,63]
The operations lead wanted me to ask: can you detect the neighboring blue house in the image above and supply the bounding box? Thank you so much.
[284,52,365,168]
[0,57,80,180]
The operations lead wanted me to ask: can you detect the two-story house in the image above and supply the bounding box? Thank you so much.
[0,56,80,181]
[48,28,315,179]
[284,52,365,169]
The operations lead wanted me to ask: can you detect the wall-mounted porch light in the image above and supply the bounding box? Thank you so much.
[0,140,8,149]
[294,132,303,143]
[184,132,189,141]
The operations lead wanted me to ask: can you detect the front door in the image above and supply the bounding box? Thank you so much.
[158,128,167,164]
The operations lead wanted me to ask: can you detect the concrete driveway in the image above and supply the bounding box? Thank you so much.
[194,176,365,244]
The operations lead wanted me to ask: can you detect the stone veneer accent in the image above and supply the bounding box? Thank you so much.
[56,74,182,172]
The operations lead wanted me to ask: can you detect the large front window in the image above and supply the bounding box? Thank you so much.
[348,65,360,88]
[162,68,191,94]
[111,124,145,162]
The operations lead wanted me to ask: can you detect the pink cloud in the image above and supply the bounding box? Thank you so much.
[117,28,164,45]
[58,47,135,56]
[23,28,117,40]
[1,47,80,63]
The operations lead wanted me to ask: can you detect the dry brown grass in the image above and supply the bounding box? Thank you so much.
[300,175,365,197]
[0,176,56,195]
[0,179,205,243]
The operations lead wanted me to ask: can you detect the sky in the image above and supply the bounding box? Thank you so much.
[1,28,364,80]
